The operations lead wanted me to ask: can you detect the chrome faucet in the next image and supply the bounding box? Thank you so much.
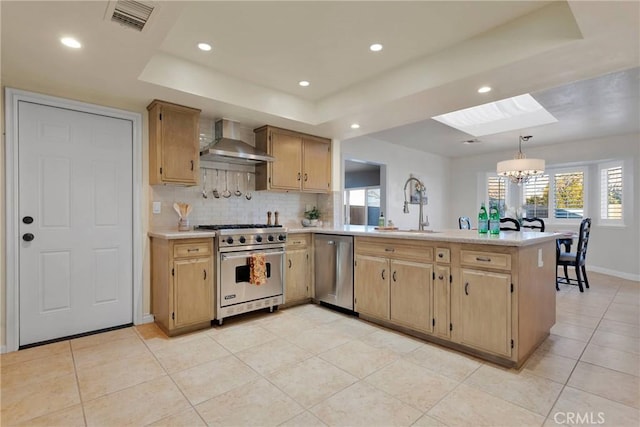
[403,176,429,230]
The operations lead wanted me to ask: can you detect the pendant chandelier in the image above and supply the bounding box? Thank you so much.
[497,135,545,185]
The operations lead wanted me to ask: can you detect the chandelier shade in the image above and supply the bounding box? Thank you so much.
[497,136,545,185]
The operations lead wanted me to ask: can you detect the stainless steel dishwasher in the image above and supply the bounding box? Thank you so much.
[314,234,354,311]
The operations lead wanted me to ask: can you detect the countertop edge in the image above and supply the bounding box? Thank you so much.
[287,227,559,247]
[148,230,217,239]
[148,226,558,246]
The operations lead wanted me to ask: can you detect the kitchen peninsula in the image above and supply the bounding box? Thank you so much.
[150,226,557,368]
[295,226,557,368]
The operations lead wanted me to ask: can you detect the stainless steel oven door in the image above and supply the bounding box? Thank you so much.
[219,249,284,308]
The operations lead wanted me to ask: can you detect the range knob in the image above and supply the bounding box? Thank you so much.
[226,237,234,244]
[256,235,263,243]
[278,234,286,241]
[239,236,246,244]
[267,235,275,242]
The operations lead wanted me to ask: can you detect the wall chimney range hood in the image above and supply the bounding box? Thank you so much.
[200,119,274,164]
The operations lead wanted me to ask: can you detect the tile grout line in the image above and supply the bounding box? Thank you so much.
[541,280,624,424]
[68,339,89,427]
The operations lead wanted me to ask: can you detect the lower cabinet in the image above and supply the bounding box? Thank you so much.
[284,234,311,305]
[459,269,512,357]
[354,238,433,333]
[433,265,451,338]
[151,238,214,336]
[354,255,390,319]
[389,260,432,333]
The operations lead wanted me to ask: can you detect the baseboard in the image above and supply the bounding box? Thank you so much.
[140,314,155,324]
[587,265,640,282]
[1,345,7,354]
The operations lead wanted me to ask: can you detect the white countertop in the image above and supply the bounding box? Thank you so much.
[289,225,559,247]
[148,225,561,246]
[148,229,216,239]
[150,225,558,246]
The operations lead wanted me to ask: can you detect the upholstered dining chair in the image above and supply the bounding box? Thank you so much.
[522,217,545,232]
[499,218,520,231]
[458,216,471,229]
[557,218,591,292]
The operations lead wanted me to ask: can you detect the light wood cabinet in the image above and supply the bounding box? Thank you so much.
[389,259,432,333]
[147,100,201,186]
[354,254,389,319]
[459,269,512,357]
[433,265,451,338]
[151,238,213,335]
[354,237,433,332]
[352,236,555,368]
[254,126,331,193]
[285,234,312,306]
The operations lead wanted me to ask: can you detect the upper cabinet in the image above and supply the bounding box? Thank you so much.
[147,100,201,186]
[254,126,331,193]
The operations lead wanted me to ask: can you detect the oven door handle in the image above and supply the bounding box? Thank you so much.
[221,250,285,261]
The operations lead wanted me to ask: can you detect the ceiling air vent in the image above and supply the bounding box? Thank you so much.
[109,0,154,31]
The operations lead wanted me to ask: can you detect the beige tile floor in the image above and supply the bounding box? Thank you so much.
[1,272,639,426]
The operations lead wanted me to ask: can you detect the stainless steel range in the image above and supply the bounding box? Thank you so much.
[195,224,287,325]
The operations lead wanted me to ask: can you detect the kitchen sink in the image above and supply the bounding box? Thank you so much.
[403,229,441,233]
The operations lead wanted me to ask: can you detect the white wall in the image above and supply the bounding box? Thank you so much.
[450,133,640,280]
[341,136,451,230]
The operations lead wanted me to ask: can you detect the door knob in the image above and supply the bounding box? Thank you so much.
[22,233,35,242]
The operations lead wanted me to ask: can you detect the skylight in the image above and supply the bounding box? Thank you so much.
[431,94,557,137]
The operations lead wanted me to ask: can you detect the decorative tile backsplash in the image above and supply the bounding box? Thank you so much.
[150,184,338,229]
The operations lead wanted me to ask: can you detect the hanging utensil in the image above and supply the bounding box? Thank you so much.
[234,172,242,197]
[212,170,220,198]
[245,173,252,200]
[202,169,208,198]
[222,171,231,198]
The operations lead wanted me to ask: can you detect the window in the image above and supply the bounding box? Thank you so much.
[523,175,549,218]
[553,170,584,219]
[520,167,586,222]
[600,162,623,222]
[344,187,380,226]
[487,175,507,216]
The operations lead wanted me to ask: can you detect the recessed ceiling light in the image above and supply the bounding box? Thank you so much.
[432,93,557,137]
[478,86,492,93]
[198,42,212,51]
[60,37,81,49]
[298,80,310,87]
[369,43,383,52]
[350,123,360,129]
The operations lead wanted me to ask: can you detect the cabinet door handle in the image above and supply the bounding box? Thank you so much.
[297,172,301,181]
[476,257,491,262]
[438,275,444,280]
[384,248,395,252]
[465,282,469,295]
[438,253,444,258]
[203,269,207,280]
[191,160,194,171]
[288,259,292,268]
[381,269,386,280]
[304,173,308,182]
[392,271,397,282]
[187,248,200,252]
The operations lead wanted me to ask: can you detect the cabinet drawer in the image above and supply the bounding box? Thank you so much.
[461,250,511,271]
[173,241,211,258]
[436,247,450,263]
[356,238,433,263]
[287,233,310,248]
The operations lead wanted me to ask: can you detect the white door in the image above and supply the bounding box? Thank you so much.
[18,101,133,346]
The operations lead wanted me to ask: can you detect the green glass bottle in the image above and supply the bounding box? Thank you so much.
[478,202,488,234]
[489,202,500,235]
